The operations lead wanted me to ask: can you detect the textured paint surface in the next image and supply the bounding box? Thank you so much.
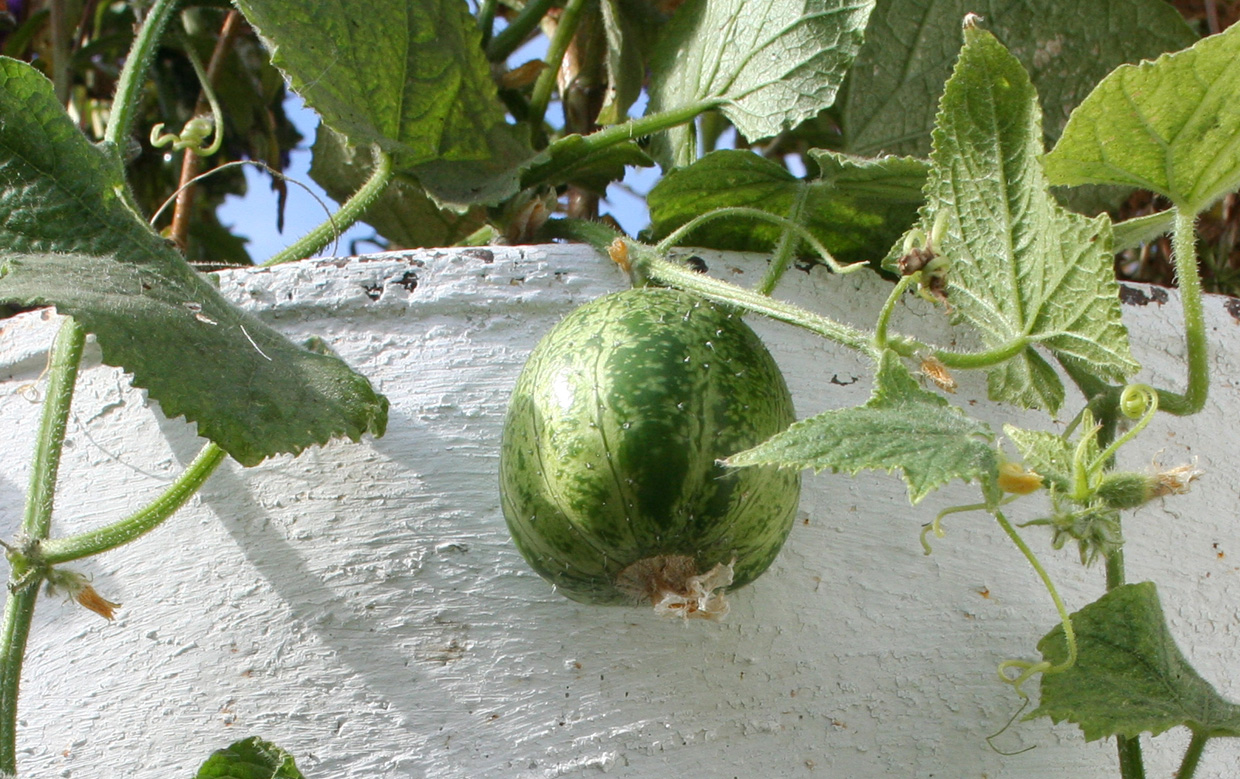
[500,287,800,605]
[0,246,1239,777]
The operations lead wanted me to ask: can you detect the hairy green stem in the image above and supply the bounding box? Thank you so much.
[105,0,180,150]
[39,444,227,565]
[1117,734,1146,779]
[0,317,87,774]
[0,587,37,776]
[486,0,558,62]
[522,100,719,191]
[932,337,1029,370]
[49,0,71,105]
[654,207,849,274]
[527,0,588,128]
[1086,378,1145,778]
[1176,729,1209,779]
[20,319,86,541]
[638,254,881,357]
[756,188,810,295]
[874,275,917,352]
[263,148,394,267]
[1159,208,1208,416]
[993,510,1076,672]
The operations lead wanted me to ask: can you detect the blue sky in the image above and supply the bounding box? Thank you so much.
[215,90,661,263]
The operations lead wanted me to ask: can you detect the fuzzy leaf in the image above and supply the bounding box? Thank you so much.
[0,252,388,466]
[0,59,387,466]
[646,0,875,167]
[197,737,303,779]
[1044,23,1240,213]
[725,352,996,503]
[1003,424,1073,482]
[843,0,1196,157]
[646,149,924,266]
[1032,583,1240,741]
[236,0,534,206]
[907,26,1137,412]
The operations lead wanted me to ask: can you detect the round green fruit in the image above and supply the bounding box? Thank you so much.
[499,287,801,617]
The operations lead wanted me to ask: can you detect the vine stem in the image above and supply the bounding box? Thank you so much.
[756,188,810,295]
[932,336,1029,369]
[262,148,394,267]
[525,99,719,184]
[874,275,917,351]
[485,0,557,62]
[39,444,227,565]
[476,0,499,48]
[527,0,588,128]
[636,252,881,357]
[991,509,1077,684]
[653,207,849,274]
[0,317,86,774]
[104,0,180,150]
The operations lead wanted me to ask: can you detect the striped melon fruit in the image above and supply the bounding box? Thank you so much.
[499,287,800,617]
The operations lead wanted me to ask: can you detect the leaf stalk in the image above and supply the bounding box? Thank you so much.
[634,250,880,357]
[1157,209,1208,416]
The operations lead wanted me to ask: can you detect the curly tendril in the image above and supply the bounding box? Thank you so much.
[1092,384,1159,476]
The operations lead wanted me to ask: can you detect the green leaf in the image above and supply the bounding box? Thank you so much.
[309,125,486,248]
[842,0,1196,158]
[908,25,1137,412]
[0,252,388,466]
[236,0,535,206]
[1003,424,1074,483]
[521,133,655,194]
[234,0,520,169]
[1032,582,1240,741]
[596,0,650,126]
[409,123,536,208]
[197,737,304,779]
[0,58,387,466]
[646,0,875,167]
[725,351,997,503]
[1044,24,1240,213]
[645,149,925,266]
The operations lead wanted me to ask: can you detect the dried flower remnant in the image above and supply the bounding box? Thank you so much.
[45,568,120,621]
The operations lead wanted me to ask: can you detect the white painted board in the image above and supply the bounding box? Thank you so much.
[0,245,1238,777]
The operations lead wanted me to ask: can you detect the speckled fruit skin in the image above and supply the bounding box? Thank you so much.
[499,287,801,605]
